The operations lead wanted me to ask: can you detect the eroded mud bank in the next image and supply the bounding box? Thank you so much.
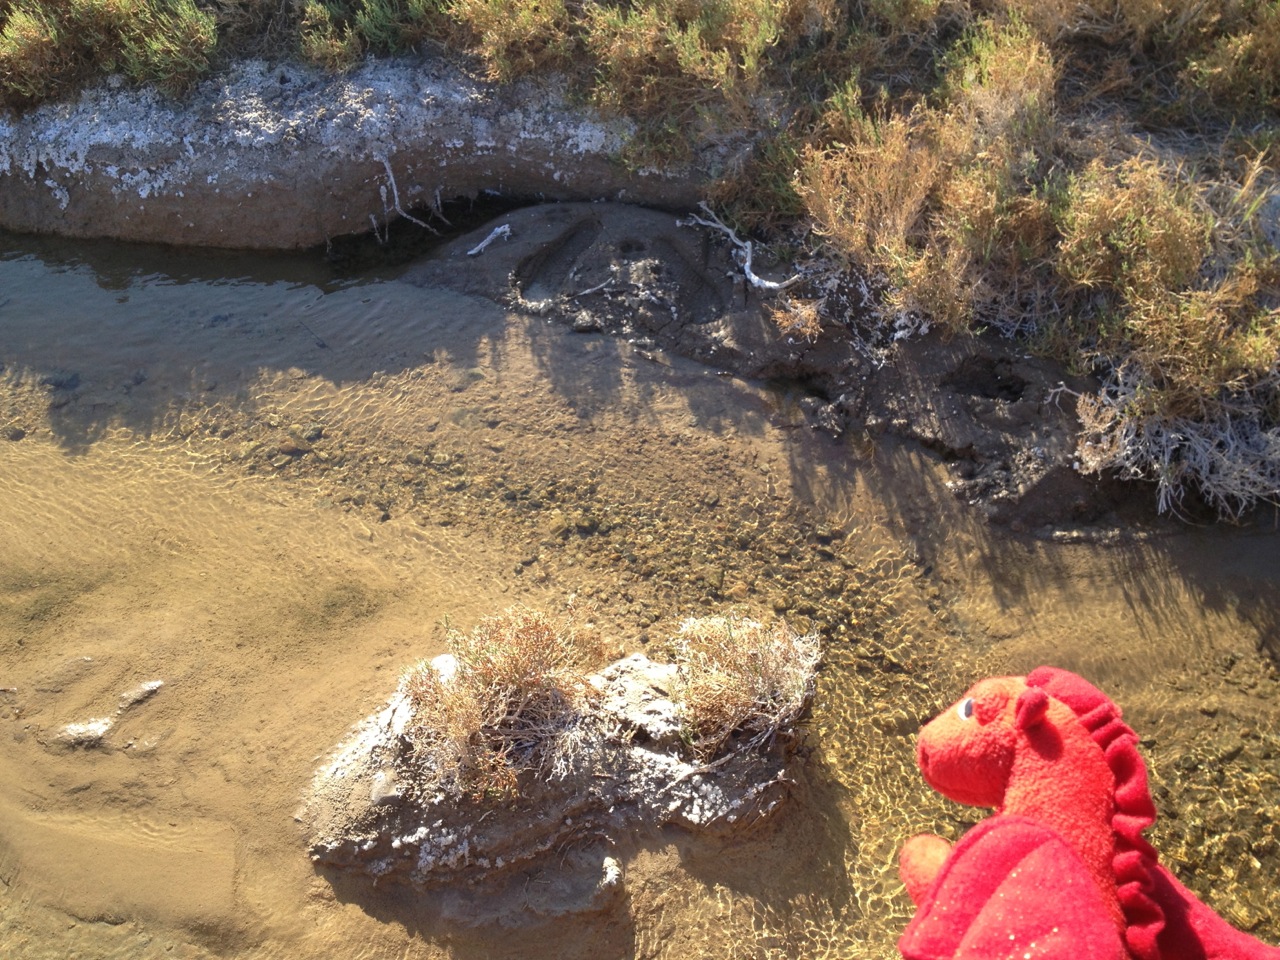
[0,57,709,249]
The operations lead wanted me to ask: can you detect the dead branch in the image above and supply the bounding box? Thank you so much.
[680,202,802,292]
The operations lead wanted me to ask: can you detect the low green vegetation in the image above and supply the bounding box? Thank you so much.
[0,0,215,104]
[2,0,1277,515]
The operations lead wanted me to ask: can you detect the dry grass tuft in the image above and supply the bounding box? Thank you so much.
[0,4,71,104]
[297,1,363,71]
[798,18,1060,335]
[1057,154,1280,515]
[581,0,804,132]
[770,297,825,342]
[1187,2,1280,111]
[1057,157,1210,300]
[673,615,820,761]
[447,0,573,81]
[397,610,820,798]
[400,608,606,799]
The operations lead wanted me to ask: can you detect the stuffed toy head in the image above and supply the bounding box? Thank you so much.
[900,667,1280,960]
[914,674,1030,808]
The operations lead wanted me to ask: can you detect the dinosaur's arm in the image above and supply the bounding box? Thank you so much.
[899,815,1129,960]
[899,833,953,905]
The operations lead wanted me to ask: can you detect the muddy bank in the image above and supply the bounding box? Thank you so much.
[0,58,710,249]
[402,201,1155,535]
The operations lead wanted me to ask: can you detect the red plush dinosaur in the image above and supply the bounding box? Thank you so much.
[898,666,1280,960]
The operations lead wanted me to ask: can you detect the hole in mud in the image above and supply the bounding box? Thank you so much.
[942,355,1027,402]
[769,375,832,404]
[514,218,604,301]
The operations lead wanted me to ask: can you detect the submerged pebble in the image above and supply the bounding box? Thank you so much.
[56,717,114,747]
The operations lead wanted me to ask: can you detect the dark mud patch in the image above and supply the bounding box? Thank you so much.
[401,202,1160,539]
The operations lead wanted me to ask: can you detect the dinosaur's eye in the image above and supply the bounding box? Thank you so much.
[956,697,975,721]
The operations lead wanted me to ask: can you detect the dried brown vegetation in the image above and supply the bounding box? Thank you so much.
[400,608,606,799]
[396,610,819,799]
[790,11,1279,517]
[674,616,820,761]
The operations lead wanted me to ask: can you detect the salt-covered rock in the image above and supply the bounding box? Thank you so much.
[298,651,810,925]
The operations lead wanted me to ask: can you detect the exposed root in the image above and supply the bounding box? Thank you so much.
[680,202,802,292]
[375,154,441,235]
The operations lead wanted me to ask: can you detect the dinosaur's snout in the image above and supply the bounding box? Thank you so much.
[916,740,933,781]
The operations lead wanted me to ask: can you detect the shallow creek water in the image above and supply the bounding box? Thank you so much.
[2,232,1279,960]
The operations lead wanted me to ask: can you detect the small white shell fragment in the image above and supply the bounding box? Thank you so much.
[119,679,164,710]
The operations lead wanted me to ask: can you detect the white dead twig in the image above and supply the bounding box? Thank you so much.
[467,223,512,256]
[570,265,620,298]
[679,202,802,292]
[375,155,440,235]
[433,187,453,226]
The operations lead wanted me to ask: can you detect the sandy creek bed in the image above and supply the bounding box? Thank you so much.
[1,224,1278,960]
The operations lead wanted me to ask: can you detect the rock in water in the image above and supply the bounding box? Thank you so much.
[298,651,810,924]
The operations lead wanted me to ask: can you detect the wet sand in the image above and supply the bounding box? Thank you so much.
[2,238,1278,958]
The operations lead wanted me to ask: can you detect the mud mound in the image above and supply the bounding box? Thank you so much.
[402,202,1147,535]
[401,202,858,382]
[300,652,802,928]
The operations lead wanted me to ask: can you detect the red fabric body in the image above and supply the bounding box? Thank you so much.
[899,814,1128,960]
[1148,865,1280,960]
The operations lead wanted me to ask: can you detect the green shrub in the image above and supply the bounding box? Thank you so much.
[0,5,70,105]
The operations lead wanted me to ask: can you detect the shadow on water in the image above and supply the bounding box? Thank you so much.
[4,210,1277,672]
[0,207,776,458]
[848,432,1280,679]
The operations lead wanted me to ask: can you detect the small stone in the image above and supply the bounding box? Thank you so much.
[3,426,25,442]
[57,717,114,747]
[279,435,312,456]
[119,680,164,710]
[600,856,623,889]
[40,369,80,391]
[370,769,404,807]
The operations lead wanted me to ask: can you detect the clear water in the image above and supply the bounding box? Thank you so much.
[2,233,1278,959]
